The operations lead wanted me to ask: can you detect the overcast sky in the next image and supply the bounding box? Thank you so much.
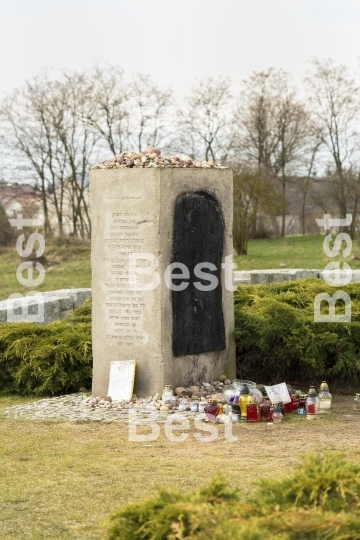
[1,0,359,96]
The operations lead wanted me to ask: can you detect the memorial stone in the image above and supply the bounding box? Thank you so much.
[90,165,236,397]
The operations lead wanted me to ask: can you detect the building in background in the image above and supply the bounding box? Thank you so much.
[0,180,43,218]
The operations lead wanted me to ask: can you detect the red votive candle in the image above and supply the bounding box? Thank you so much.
[246,403,259,422]
[307,403,315,414]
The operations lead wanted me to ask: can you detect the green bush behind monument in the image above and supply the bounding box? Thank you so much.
[0,279,360,395]
[235,279,360,384]
[102,452,360,540]
[0,299,92,395]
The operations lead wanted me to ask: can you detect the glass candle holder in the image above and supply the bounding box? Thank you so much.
[259,400,271,422]
[239,384,249,420]
[190,401,199,413]
[272,404,283,423]
[223,404,232,416]
[299,394,307,409]
[297,406,305,417]
[198,402,206,413]
[284,400,293,414]
[318,381,332,413]
[250,387,264,405]
[246,394,259,422]
[162,385,176,406]
[278,402,285,416]
[353,394,360,411]
[223,383,241,405]
[305,386,320,418]
[178,400,187,412]
[233,379,256,389]
[204,399,220,422]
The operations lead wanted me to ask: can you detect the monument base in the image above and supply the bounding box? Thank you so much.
[90,167,236,397]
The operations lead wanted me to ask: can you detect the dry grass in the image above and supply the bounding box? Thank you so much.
[0,394,359,539]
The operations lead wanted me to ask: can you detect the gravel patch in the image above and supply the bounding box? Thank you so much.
[0,393,206,424]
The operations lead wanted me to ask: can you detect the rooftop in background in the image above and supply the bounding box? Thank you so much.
[0,181,42,217]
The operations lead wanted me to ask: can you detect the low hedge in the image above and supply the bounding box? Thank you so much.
[1,279,360,395]
[102,451,360,540]
[234,279,360,385]
[0,299,92,396]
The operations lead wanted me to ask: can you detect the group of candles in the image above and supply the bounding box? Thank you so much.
[200,380,333,423]
[209,380,333,423]
[163,381,360,423]
[163,379,332,423]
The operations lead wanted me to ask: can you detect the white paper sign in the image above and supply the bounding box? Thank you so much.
[107,360,136,401]
[264,382,291,405]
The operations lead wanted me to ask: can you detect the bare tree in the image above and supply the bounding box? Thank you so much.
[233,164,282,255]
[305,59,360,234]
[236,69,309,236]
[236,69,280,169]
[86,65,129,156]
[0,202,15,246]
[128,74,173,152]
[0,77,58,237]
[0,70,98,238]
[51,71,99,238]
[25,76,70,237]
[272,82,309,236]
[296,131,322,235]
[176,77,235,162]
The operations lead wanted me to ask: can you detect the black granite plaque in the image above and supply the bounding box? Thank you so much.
[172,191,226,357]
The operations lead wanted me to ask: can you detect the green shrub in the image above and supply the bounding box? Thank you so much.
[234,279,360,384]
[250,451,360,513]
[0,298,92,395]
[102,452,360,540]
[2,278,360,395]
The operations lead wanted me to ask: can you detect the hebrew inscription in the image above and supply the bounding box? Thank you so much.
[104,211,146,347]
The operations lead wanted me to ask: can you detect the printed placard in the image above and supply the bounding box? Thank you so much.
[264,382,291,405]
[107,360,136,401]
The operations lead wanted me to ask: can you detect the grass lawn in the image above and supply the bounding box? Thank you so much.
[1,233,359,301]
[0,239,91,302]
[1,394,359,539]
[234,233,360,271]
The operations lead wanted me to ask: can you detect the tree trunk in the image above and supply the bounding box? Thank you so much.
[281,174,286,237]
[301,192,307,235]
[350,196,358,240]
[39,179,53,238]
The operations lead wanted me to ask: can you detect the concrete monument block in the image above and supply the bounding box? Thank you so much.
[90,168,236,397]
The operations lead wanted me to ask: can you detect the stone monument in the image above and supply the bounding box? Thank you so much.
[90,156,236,397]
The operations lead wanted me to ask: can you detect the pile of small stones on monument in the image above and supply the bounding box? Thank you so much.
[1,378,231,424]
[91,146,228,170]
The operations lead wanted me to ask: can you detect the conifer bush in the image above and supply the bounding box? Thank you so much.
[1,278,360,395]
[102,452,360,540]
[234,279,360,384]
[0,298,92,395]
